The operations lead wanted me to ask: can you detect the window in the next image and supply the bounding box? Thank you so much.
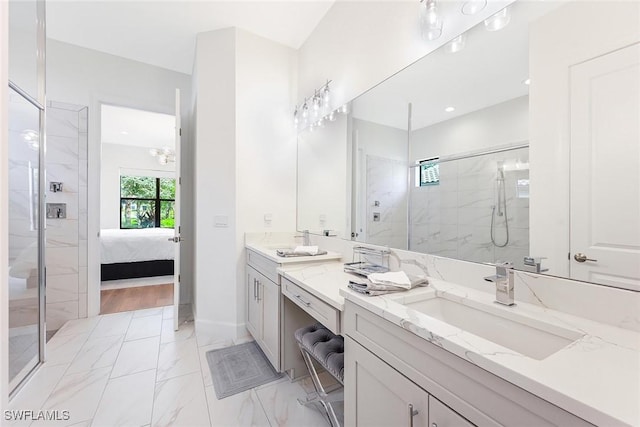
[120,176,175,229]
[418,157,440,186]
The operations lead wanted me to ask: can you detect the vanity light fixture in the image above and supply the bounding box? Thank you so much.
[484,6,511,31]
[445,34,466,53]
[420,0,443,41]
[295,80,345,131]
[461,0,487,15]
[445,106,455,112]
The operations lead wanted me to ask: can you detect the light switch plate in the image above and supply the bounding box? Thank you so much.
[214,215,228,227]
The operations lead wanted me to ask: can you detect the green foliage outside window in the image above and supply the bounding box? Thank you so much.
[120,176,176,229]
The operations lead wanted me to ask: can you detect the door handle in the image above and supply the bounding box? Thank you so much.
[253,279,257,299]
[257,281,261,301]
[574,253,597,263]
[168,236,183,242]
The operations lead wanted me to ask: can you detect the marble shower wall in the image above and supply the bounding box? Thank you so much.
[410,147,529,268]
[366,155,408,249]
[45,101,88,331]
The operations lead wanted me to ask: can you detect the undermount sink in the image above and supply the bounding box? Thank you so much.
[402,295,583,360]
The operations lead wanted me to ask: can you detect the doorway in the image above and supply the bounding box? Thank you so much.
[98,104,177,314]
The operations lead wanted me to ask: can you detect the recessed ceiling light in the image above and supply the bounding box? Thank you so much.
[445,107,455,112]
[522,78,531,85]
[120,131,129,135]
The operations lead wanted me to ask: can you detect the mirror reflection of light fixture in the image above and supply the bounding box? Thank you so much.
[484,6,511,31]
[21,129,40,151]
[420,0,443,41]
[444,34,466,53]
[149,147,175,164]
[461,0,487,15]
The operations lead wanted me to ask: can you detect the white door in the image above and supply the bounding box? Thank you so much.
[570,43,640,291]
[173,89,182,330]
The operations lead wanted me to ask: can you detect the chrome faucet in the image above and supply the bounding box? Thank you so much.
[295,230,310,246]
[484,262,515,306]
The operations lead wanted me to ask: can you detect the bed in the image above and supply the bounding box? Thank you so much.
[100,228,175,281]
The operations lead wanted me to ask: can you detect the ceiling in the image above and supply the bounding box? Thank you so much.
[46,1,335,75]
[351,1,560,131]
[101,104,175,149]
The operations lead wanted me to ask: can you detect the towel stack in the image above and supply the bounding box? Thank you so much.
[276,246,327,257]
[348,271,428,296]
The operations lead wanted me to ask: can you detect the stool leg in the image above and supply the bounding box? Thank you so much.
[296,344,343,427]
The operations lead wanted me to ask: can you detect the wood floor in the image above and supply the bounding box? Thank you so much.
[100,283,173,315]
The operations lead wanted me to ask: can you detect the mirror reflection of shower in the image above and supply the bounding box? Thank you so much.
[491,161,509,247]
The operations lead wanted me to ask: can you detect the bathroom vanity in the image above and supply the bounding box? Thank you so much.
[245,234,639,426]
[244,237,342,372]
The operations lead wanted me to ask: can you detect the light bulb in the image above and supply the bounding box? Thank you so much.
[484,6,510,31]
[340,104,349,114]
[293,106,299,126]
[445,34,466,53]
[302,100,309,119]
[322,85,331,108]
[461,0,486,15]
[328,111,336,122]
[420,0,442,41]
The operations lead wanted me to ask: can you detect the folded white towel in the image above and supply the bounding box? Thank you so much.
[368,271,412,289]
[348,274,428,296]
[294,245,319,256]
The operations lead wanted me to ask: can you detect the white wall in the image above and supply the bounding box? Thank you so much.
[193,28,297,340]
[46,40,194,311]
[410,96,529,161]
[297,1,514,110]
[1,0,10,410]
[100,143,175,230]
[193,28,238,338]
[529,2,640,277]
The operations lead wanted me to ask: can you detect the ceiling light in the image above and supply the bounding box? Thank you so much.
[120,131,129,135]
[444,34,466,53]
[484,6,511,32]
[522,78,531,85]
[445,106,455,112]
[420,0,443,41]
[461,0,486,15]
[149,147,175,164]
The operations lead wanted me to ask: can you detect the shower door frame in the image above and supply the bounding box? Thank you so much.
[7,0,47,398]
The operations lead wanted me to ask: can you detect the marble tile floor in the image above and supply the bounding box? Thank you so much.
[7,306,329,427]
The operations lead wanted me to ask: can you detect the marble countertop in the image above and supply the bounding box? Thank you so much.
[340,279,640,427]
[245,242,343,264]
[278,261,353,311]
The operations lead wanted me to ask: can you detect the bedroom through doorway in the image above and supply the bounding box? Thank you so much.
[99,104,177,315]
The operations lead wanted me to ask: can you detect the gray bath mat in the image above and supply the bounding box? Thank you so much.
[206,341,283,399]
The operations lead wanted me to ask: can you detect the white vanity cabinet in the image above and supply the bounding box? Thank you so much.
[346,336,472,427]
[344,300,594,427]
[246,250,281,370]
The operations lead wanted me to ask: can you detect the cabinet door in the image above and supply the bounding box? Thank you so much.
[345,337,429,427]
[260,277,280,370]
[246,267,263,340]
[429,396,475,427]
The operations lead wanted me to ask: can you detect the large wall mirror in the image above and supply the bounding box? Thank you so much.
[297,0,640,291]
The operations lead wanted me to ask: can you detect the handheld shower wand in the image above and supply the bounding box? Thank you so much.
[491,162,509,247]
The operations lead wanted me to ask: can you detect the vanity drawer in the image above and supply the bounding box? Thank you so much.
[282,277,340,335]
[247,249,280,284]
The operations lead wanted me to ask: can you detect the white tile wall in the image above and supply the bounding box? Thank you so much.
[44,103,88,331]
[409,147,530,268]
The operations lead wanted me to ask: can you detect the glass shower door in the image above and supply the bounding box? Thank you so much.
[7,87,43,391]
